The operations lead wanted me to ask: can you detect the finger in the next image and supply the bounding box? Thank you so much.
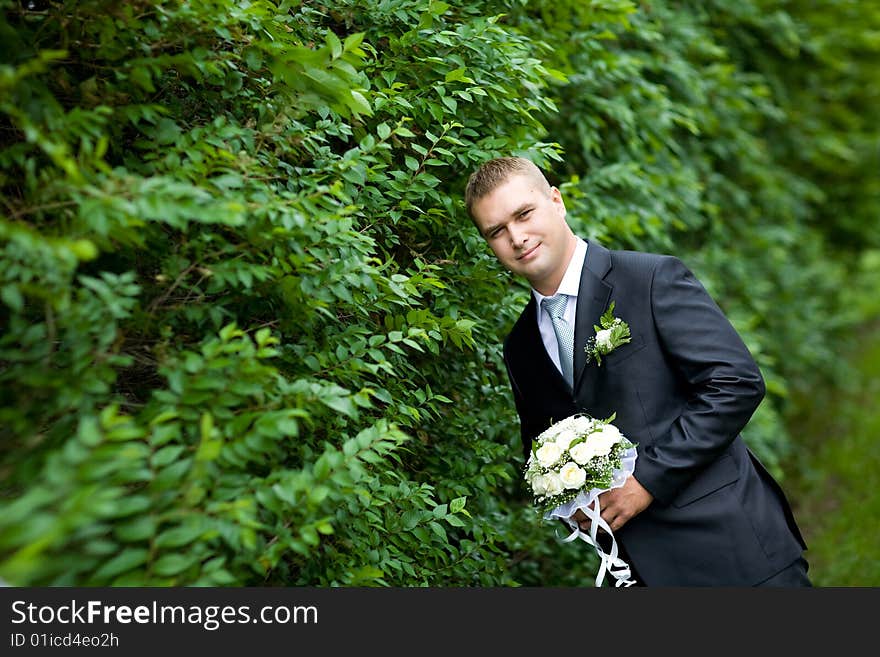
[603,510,624,531]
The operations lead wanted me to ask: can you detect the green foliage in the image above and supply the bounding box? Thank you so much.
[787,323,880,586]
[0,0,877,585]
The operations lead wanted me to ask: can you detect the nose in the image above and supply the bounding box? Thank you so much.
[508,223,527,248]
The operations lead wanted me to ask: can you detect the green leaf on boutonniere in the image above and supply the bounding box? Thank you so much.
[585,301,632,366]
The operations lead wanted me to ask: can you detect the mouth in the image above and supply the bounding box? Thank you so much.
[517,243,541,261]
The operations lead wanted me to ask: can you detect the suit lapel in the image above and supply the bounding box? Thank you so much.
[573,240,612,392]
[510,296,572,396]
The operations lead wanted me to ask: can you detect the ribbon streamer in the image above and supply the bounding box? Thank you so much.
[559,497,637,588]
[544,446,639,588]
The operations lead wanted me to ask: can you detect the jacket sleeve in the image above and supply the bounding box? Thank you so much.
[502,345,544,464]
[633,256,766,506]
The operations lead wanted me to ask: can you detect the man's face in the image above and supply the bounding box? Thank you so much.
[470,173,575,295]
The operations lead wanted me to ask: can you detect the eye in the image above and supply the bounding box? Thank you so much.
[518,208,533,219]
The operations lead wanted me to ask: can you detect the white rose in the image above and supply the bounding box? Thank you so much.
[544,420,567,440]
[554,429,578,451]
[572,416,595,434]
[595,328,614,351]
[529,473,548,496]
[592,424,622,455]
[569,440,601,465]
[535,442,562,468]
[559,462,587,489]
[543,472,565,496]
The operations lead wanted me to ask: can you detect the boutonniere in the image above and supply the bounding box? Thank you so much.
[584,301,631,366]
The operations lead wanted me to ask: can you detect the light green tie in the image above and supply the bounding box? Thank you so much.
[542,295,574,388]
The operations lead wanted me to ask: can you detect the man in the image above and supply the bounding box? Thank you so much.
[465,156,810,586]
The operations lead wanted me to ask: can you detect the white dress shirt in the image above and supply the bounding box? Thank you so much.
[531,238,588,376]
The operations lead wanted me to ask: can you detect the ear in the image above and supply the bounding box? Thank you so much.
[549,186,566,218]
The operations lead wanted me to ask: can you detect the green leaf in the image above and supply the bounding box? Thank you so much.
[151,445,186,468]
[449,496,467,513]
[130,66,154,92]
[102,496,152,519]
[114,516,157,543]
[152,553,198,577]
[401,510,422,530]
[348,90,372,116]
[429,521,447,541]
[445,67,466,82]
[326,30,342,59]
[322,395,356,418]
[343,32,365,53]
[93,549,149,581]
[154,118,181,145]
[155,522,205,549]
[1,285,23,312]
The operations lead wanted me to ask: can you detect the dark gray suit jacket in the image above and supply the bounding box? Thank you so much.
[503,239,806,585]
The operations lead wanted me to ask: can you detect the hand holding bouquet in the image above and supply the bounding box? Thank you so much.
[524,413,638,587]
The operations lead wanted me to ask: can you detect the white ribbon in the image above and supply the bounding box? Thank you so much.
[558,497,637,587]
[544,447,638,588]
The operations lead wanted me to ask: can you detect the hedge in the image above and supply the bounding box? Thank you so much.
[1,0,877,586]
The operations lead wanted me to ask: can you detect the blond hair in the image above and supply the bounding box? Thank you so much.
[464,157,551,219]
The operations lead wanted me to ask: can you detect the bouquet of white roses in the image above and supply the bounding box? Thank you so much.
[524,413,638,587]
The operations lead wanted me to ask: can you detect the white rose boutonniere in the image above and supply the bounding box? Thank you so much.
[584,301,631,366]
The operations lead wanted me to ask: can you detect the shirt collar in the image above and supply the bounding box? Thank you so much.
[532,237,588,306]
